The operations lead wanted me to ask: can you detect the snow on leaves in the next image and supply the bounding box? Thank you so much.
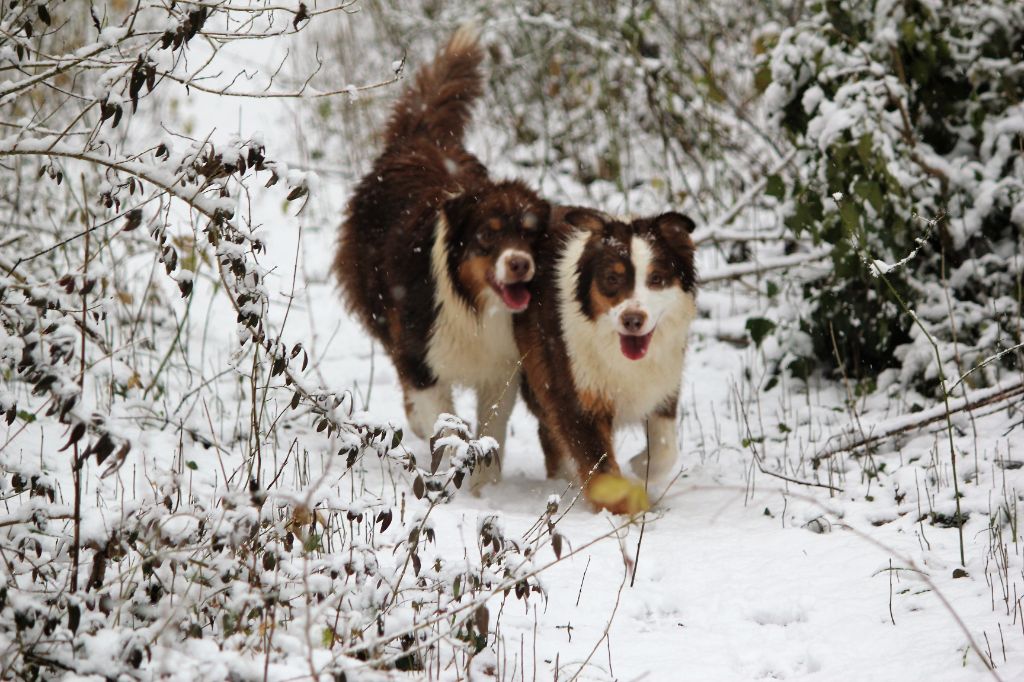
[762,0,1024,387]
[1,4,549,677]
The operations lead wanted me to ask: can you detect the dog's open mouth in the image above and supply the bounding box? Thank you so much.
[494,282,531,312]
[619,332,653,360]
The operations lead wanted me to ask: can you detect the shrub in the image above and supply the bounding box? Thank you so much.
[763,0,1024,387]
[0,3,547,678]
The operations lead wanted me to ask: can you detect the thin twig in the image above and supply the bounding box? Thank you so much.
[814,380,1024,463]
[630,419,652,587]
[732,384,843,492]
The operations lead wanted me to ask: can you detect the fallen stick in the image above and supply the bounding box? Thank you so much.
[700,247,832,284]
[813,379,1024,465]
[692,149,797,246]
[694,228,788,244]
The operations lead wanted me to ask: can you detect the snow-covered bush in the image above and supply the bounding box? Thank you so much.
[0,418,548,679]
[763,0,1024,387]
[0,3,550,678]
[310,0,787,220]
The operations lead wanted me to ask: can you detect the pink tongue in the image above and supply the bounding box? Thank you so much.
[499,283,531,311]
[620,333,652,360]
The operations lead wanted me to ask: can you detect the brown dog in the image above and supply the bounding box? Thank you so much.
[514,208,698,513]
[335,27,550,489]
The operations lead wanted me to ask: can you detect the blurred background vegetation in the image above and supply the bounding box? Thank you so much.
[300,0,1023,396]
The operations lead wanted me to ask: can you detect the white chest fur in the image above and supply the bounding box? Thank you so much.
[556,230,697,423]
[426,215,520,389]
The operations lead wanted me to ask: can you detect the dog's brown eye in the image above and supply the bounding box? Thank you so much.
[604,261,626,290]
[488,218,502,232]
[648,273,666,288]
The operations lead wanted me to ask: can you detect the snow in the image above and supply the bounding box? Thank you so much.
[98,26,129,47]
[802,85,824,115]
[871,258,893,275]
[159,514,200,543]
[807,99,863,150]
[1010,201,1024,229]
[3,7,1023,682]
[230,155,1020,681]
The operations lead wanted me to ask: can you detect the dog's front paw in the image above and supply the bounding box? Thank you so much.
[629,450,676,483]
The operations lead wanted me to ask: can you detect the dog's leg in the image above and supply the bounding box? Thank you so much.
[553,396,657,514]
[539,422,574,480]
[396,347,451,441]
[404,382,454,441]
[631,415,679,482]
[630,397,679,482]
[470,380,517,492]
[559,405,619,480]
[518,374,571,480]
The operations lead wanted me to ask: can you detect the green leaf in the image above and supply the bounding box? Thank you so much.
[754,64,773,93]
[853,179,884,213]
[17,410,36,423]
[787,200,818,238]
[186,460,197,470]
[745,317,776,347]
[789,194,825,241]
[856,134,873,167]
[765,174,785,200]
[900,20,916,45]
[839,201,861,234]
[765,280,780,298]
[787,356,815,381]
[833,143,850,165]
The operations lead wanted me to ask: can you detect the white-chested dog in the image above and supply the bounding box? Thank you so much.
[335,28,550,490]
[514,208,697,513]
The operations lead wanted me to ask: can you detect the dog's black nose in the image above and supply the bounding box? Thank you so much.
[507,254,532,280]
[621,311,646,333]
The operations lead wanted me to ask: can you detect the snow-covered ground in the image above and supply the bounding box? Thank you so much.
[145,26,1024,681]
[258,196,1024,682]
[172,78,1020,676]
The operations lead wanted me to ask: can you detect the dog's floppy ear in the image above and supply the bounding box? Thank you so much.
[442,192,478,241]
[652,212,696,235]
[651,212,697,291]
[522,199,551,233]
[563,208,607,233]
[651,212,696,256]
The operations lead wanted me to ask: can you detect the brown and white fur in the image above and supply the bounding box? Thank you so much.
[514,208,698,513]
[334,27,550,489]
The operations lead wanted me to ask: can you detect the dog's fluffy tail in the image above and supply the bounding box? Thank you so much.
[383,25,483,148]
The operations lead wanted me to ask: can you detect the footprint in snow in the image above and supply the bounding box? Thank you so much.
[748,603,809,627]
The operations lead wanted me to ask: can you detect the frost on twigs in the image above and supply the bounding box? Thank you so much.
[0,454,547,678]
[429,413,498,492]
[0,2,544,678]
